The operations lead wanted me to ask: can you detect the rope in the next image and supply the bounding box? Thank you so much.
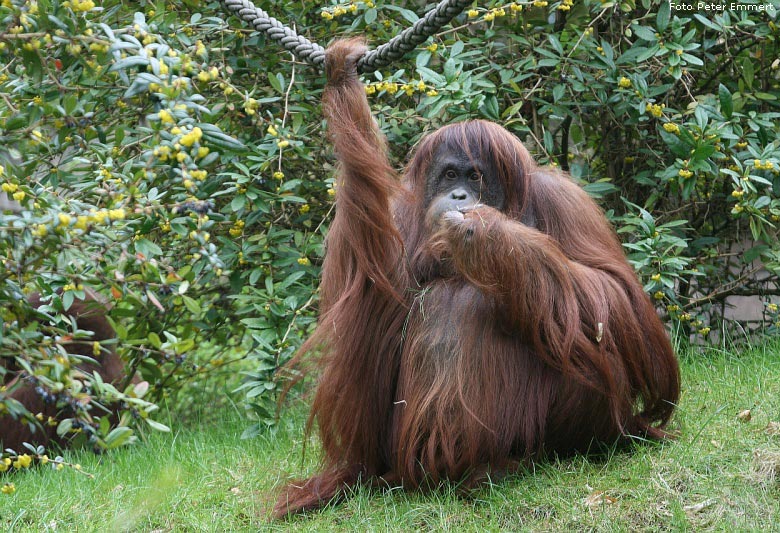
[218,0,472,73]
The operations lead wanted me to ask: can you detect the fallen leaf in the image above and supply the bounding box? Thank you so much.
[737,409,752,422]
[584,490,616,508]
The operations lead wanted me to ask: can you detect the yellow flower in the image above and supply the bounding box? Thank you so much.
[12,191,25,202]
[768,303,779,313]
[663,122,680,134]
[678,169,693,179]
[618,77,632,88]
[277,140,290,149]
[179,127,203,147]
[297,257,310,266]
[158,109,174,124]
[731,189,744,199]
[197,147,210,159]
[273,171,285,180]
[1,483,15,495]
[426,43,438,52]
[467,9,479,18]
[321,11,333,20]
[645,103,664,118]
[1,182,17,193]
[58,213,72,226]
[13,454,32,469]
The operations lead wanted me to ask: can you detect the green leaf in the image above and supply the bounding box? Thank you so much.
[719,84,733,119]
[147,332,162,349]
[742,57,754,89]
[691,144,716,161]
[104,427,135,448]
[145,419,171,432]
[548,35,563,55]
[631,25,657,42]
[268,72,283,94]
[656,1,671,31]
[107,56,149,73]
[480,94,499,120]
[135,238,163,258]
[182,295,201,315]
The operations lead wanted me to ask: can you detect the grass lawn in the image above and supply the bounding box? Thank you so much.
[1,343,779,532]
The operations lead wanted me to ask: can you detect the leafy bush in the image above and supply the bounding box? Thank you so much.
[1,0,778,454]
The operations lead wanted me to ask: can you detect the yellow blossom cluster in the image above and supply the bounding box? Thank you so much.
[179,126,202,147]
[297,257,310,266]
[49,208,125,236]
[768,303,779,313]
[229,219,245,237]
[645,103,665,118]
[617,77,632,88]
[678,169,693,179]
[731,189,744,199]
[483,7,506,21]
[321,2,362,19]
[62,0,95,12]
[753,159,774,170]
[365,79,437,97]
[244,97,259,116]
[662,122,680,134]
[558,0,573,11]
[196,66,219,83]
[1,483,14,494]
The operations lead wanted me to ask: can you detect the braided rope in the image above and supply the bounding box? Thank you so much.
[220,0,326,66]
[358,0,471,72]
[218,0,471,73]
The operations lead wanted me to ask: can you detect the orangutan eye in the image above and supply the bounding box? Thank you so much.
[444,169,457,180]
[469,171,482,182]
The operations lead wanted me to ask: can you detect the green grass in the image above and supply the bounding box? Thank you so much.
[2,344,780,532]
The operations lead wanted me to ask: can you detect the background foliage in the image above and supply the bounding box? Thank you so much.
[1,0,779,452]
